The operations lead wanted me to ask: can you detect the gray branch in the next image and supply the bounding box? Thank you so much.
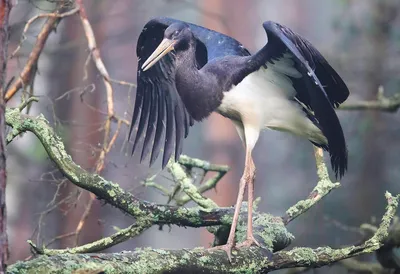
[339,89,400,112]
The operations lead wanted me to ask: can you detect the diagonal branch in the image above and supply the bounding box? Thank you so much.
[283,147,341,225]
[5,107,294,256]
[10,6,79,60]
[28,221,152,255]
[73,0,120,243]
[5,3,77,102]
[5,107,234,227]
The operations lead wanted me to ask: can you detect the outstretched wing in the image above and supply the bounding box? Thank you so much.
[129,17,250,168]
[256,21,349,177]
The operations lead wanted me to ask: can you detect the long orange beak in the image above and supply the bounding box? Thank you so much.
[141,38,177,71]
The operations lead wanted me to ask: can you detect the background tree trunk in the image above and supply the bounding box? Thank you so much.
[0,1,11,272]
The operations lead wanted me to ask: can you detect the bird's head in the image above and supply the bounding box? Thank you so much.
[142,22,193,71]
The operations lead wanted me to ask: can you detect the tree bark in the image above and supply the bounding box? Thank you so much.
[0,0,11,273]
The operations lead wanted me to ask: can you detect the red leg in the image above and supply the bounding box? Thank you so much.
[208,170,247,261]
[208,123,260,261]
[237,153,260,248]
[208,148,257,260]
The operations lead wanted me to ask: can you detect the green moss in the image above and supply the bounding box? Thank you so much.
[154,249,169,255]
[286,200,309,216]
[286,247,318,263]
[168,162,217,211]
[198,255,211,264]
[108,189,117,198]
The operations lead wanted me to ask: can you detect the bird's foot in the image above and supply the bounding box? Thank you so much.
[208,241,235,262]
[236,234,261,248]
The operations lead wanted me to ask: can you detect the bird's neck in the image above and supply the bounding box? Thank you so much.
[175,46,222,121]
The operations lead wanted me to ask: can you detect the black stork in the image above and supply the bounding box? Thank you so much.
[129,17,349,260]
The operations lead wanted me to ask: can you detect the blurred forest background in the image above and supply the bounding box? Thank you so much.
[5,0,400,272]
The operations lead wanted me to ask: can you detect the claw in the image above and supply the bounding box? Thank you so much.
[208,242,235,262]
[236,234,261,248]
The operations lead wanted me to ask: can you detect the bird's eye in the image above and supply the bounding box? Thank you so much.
[173,30,179,36]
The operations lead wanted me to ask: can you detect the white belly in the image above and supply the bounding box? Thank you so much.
[217,66,327,145]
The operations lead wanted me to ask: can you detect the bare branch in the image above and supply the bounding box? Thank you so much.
[339,88,400,113]
[5,3,77,102]
[10,6,79,59]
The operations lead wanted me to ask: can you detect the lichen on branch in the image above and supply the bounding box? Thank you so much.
[5,107,232,228]
[8,192,400,273]
[5,107,400,273]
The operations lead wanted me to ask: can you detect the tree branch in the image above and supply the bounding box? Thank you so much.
[5,105,400,272]
[283,147,341,225]
[5,2,76,102]
[8,192,400,273]
[27,221,152,255]
[6,107,297,257]
[4,107,234,228]
[339,88,400,112]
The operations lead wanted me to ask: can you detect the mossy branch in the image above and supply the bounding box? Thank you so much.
[27,222,152,255]
[167,161,218,210]
[142,155,229,206]
[5,107,292,256]
[6,107,400,273]
[5,107,233,228]
[8,193,400,273]
[283,147,341,224]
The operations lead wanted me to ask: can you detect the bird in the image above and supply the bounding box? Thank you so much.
[129,17,349,260]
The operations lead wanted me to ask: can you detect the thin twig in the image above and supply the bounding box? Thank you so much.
[73,0,116,244]
[168,161,218,210]
[29,221,152,255]
[10,7,80,59]
[142,156,229,206]
[17,96,39,111]
[5,4,77,102]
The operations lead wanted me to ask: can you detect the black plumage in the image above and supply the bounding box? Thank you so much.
[129,17,350,259]
[129,17,250,167]
[130,17,348,177]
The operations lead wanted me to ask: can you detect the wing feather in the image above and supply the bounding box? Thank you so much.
[257,21,349,177]
[174,102,185,162]
[150,84,166,166]
[131,83,151,154]
[140,81,158,162]
[162,88,175,168]
[130,17,249,167]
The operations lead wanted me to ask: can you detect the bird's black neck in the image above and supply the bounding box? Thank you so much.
[174,43,223,121]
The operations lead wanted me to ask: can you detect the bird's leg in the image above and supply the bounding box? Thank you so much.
[208,169,248,261]
[208,123,260,261]
[236,151,260,248]
[207,147,258,260]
